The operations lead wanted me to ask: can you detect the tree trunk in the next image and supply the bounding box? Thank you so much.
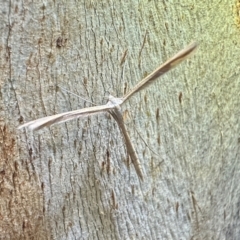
[0,0,239,239]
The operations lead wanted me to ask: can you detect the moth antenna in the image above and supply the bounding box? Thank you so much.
[58,86,97,106]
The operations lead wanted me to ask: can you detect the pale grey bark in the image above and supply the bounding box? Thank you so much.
[0,0,239,239]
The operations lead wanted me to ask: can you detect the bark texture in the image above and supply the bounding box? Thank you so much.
[0,0,239,239]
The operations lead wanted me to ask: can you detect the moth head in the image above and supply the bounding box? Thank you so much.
[108,95,123,106]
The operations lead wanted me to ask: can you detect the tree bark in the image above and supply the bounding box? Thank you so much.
[0,0,239,239]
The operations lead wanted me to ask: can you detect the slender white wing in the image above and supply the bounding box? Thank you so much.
[18,104,114,131]
[122,42,198,103]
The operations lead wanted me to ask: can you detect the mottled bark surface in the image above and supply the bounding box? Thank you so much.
[0,0,239,239]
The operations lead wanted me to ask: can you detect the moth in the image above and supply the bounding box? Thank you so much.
[19,42,198,180]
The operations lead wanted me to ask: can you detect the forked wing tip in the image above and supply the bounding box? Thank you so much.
[18,125,31,131]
